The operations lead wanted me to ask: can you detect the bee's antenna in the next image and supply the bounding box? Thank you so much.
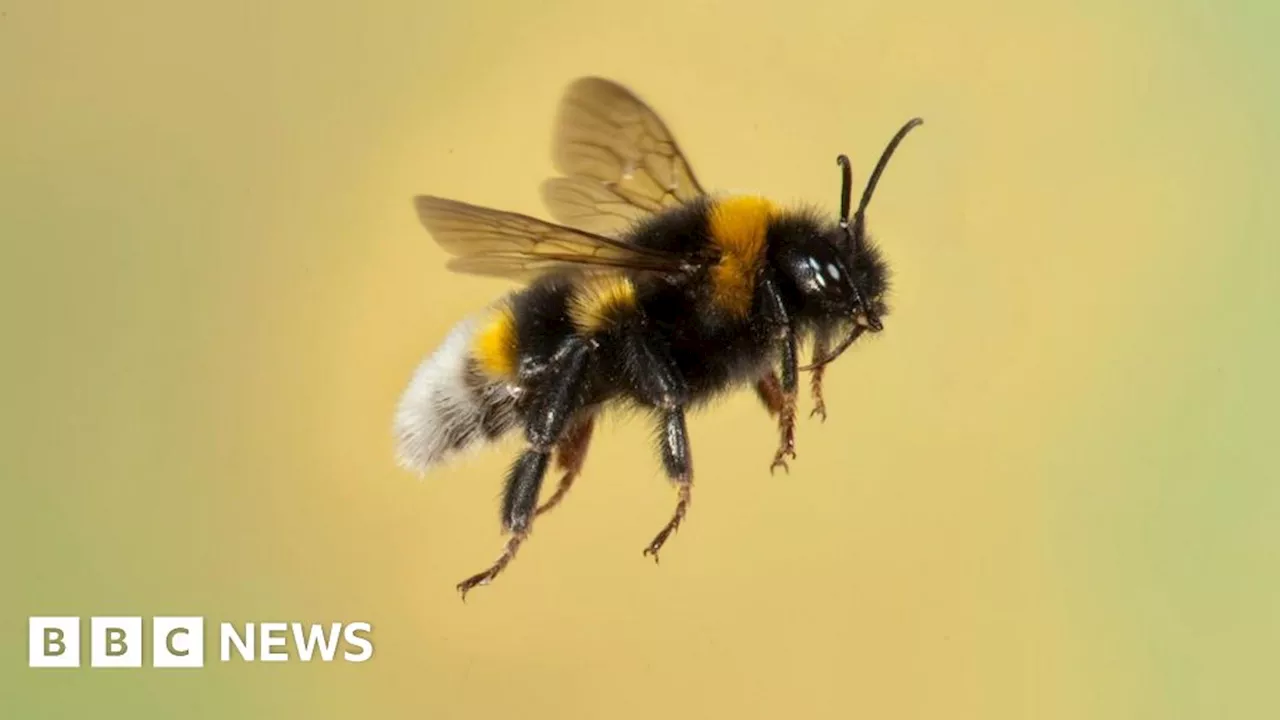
[851,117,924,241]
[836,154,853,233]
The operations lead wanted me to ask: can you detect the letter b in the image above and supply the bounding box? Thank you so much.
[28,617,80,668]
[91,617,142,668]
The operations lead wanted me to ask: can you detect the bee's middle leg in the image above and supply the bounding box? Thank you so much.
[456,337,593,600]
[643,408,691,563]
[615,327,695,563]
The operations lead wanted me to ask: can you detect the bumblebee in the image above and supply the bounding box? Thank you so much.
[394,77,922,598]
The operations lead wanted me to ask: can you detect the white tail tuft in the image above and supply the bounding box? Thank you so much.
[393,315,519,475]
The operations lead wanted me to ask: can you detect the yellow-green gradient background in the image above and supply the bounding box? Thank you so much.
[3,0,1277,717]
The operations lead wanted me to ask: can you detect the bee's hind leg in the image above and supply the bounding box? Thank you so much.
[534,412,596,518]
[456,337,594,600]
[455,451,545,601]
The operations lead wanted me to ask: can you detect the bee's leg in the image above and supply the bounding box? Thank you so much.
[755,371,785,417]
[534,412,596,518]
[613,328,693,562]
[643,407,691,563]
[456,338,593,600]
[455,452,546,601]
[761,277,798,474]
[809,328,832,421]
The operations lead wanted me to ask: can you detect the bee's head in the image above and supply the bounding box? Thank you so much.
[791,117,922,369]
[773,223,886,330]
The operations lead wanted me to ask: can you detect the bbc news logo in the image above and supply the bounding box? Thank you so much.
[29,617,374,668]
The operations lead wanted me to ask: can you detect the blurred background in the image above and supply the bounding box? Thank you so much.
[2,0,1277,717]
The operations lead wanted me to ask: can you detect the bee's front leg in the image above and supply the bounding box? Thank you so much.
[761,276,798,474]
[808,328,832,422]
[755,371,785,417]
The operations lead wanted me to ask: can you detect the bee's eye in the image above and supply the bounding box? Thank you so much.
[806,257,828,289]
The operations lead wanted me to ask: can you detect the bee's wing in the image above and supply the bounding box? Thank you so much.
[414,195,700,282]
[540,77,707,237]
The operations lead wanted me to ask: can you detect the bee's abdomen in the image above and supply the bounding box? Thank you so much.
[393,311,522,475]
[567,275,638,335]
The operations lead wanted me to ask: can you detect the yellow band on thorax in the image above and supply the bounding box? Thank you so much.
[708,196,776,316]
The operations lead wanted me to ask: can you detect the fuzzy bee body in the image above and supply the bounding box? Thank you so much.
[394,77,922,598]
